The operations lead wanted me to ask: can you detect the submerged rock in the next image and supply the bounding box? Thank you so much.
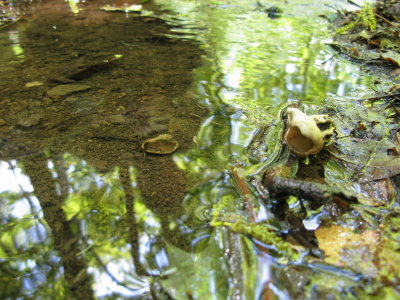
[17,112,45,127]
[142,134,179,155]
[47,84,91,99]
[105,114,126,124]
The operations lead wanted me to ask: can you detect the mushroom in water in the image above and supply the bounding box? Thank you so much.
[284,108,334,157]
[142,134,179,155]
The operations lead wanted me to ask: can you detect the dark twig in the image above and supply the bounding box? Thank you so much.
[389,99,400,117]
[374,12,400,32]
[263,175,357,204]
[356,92,400,102]
[321,54,338,65]
[347,0,361,8]
[0,17,20,29]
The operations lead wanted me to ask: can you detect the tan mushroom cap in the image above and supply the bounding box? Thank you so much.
[142,134,179,155]
[284,108,325,157]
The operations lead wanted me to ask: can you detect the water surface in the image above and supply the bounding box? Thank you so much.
[0,0,385,299]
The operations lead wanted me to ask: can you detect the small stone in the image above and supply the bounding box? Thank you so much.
[43,97,53,105]
[64,96,78,103]
[121,152,133,160]
[47,84,91,99]
[18,113,44,127]
[25,81,44,88]
[106,114,126,124]
[116,105,127,114]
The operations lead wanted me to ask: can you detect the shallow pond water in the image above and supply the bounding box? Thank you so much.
[0,0,398,299]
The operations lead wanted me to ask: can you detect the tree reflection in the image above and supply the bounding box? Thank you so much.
[22,153,94,300]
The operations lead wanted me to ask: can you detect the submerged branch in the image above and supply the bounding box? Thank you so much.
[231,167,256,222]
[357,92,400,102]
[263,174,357,204]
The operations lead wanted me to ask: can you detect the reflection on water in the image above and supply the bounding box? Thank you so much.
[0,0,206,298]
[157,0,375,123]
[0,0,385,299]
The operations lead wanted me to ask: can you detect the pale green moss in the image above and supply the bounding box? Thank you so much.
[211,199,300,260]
[336,2,377,34]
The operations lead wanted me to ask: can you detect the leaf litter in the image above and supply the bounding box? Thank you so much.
[330,1,400,75]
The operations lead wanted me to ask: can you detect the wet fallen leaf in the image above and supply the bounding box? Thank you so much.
[316,221,400,286]
[381,50,400,67]
[355,178,395,206]
[325,159,396,206]
[328,138,400,182]
[315,225,380,275]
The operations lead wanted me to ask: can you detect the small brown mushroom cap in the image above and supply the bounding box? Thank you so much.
[142,134,179,155]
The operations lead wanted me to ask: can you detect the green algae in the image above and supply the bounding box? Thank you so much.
[210,194,300,261]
